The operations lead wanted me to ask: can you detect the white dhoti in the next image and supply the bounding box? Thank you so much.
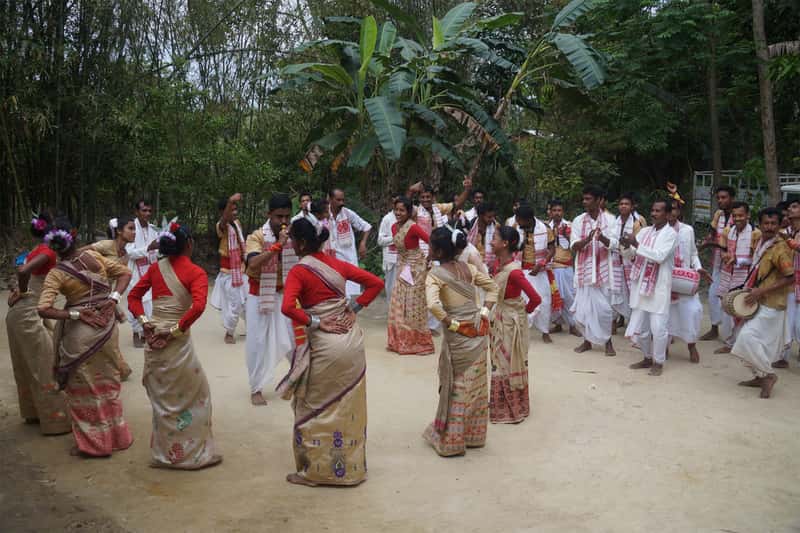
[708,265,723,326]
[552,267,575,327]
[612,282,631,320]
[626,309,670,364]
[244,294,294,394]
[527,271,552,334]
[732,306,788,377]
[210,272,248,335]
[668,294,703,344]
[571,286,613,345]
[720,312,740,348]
[383,265,397,300]
[782,295,800,360]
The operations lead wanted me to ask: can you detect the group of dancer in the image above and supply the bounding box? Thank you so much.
[5,180,797,489]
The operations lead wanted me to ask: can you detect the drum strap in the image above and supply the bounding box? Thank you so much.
[741,243,777,289]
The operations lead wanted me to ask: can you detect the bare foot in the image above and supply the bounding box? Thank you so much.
[699,328,719,341]
[569,326,581,337]
[574,341,592,353]
[689,345,700,364]
[738,377,763,388]
[224,333,236,345]
[550,324,563,334]
[251,392,267,406]
[759,374,777,398]
[542,333,553,344]
[286,473,317,487]
[771,359,789,369]
[648,363,663,376]
[133,333,144,348]
[605,341,616,357]
[611,323,618,336]
[630,358,653,370]
[714,346,731,354]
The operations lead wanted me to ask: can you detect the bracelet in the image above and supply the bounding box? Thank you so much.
[308,315,321,331]
[138,315,151,325]
[448,319,460,332]
[109,291,121,303]
[480,306,490,318]
[69,310,80,321]
[349,302,363,314]
[169,324,184,338]
[269,243,283,253]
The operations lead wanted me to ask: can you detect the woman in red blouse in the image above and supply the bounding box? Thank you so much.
[386,196,435,355]
[5,214,71,435]
[278,217,382,487]
[489,226,540,424]
[129,224,221,470]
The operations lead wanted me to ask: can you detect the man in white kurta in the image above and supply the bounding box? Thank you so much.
[667,204,704,363]
[377,205,398,299]
[514,205,555,342]
[623,199,678,376]
[548,199,578,335]
[328,189,372,298]
[779,200,800,366]
[291,191,313,223]
[125,200,159,347]
[243,194,296,406]
[570,186,620,356]
[209,193,248,344]
[699,186,736,340]
[463,189,485,225]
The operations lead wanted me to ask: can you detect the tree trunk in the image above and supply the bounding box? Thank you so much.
[751,0,780,204]
[707,2,723,194]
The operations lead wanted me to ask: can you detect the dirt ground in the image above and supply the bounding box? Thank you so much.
[1,289,800,533]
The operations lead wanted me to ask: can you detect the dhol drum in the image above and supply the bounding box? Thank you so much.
[722,288,759,320]
[671,267,700,296]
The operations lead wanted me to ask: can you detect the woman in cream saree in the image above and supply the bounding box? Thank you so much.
[128,224,221,469]
[279,218,383,486]
[488,226,541,424]
[6,214,70,434]
[37,219,133,457]
[424,226,499,457]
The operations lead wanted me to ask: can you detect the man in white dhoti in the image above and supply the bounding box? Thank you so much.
[328,188,372,298]
[463,189,486,225]
[778,199,800,367]
[377,195,399,299]
[291,191,313,223]
[621,199,678,376]
[731,208,794,399]
[243,194,296,406]
[714,201,761,353]
[571,185,620,356]
[699,186,736,340]
[613,193,647,329]
[547,199,579,336]
[514,204,556,343]
[666,201,706,363]
[210,193,248,344]
[125,199,159,347]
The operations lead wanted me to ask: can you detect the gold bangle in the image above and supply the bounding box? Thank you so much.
[137,315,151,325]
[169,324,184,338]
[448,320,460,332]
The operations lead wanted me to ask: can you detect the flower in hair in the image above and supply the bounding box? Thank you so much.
[31,217,47,231]
[157,230,176,241]
[169,221,180,233]
[43,229,73,248]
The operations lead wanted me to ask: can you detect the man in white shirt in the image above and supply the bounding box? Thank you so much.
[504,197,527,227]
[548,199,578,336]
[377,194,400,298]
[463,189,486,224]
[622,198,678,376]
[328,188,372,297]
[570,185,620,356]
[125,199,159,347]
[291,191,313,223]
[667,201,706,363]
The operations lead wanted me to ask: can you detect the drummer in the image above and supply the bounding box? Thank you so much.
[620,198,678,376]
[666,201,706,363]
[730,207,794,399]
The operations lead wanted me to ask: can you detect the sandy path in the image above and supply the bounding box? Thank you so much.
[1,290,799,532]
